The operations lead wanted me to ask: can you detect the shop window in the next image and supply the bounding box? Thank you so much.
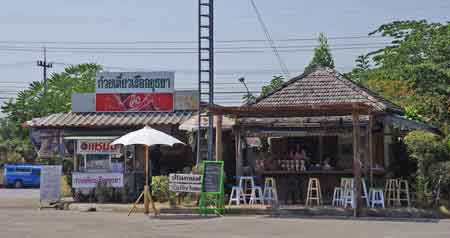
[85,154,110,172]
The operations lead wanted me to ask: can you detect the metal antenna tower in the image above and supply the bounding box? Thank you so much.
[197,0,214,163]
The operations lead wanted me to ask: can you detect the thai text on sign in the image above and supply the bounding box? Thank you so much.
[96,72,175,93]
[77,140,121,154]
[169,174,202,193]
[72,172,123,188]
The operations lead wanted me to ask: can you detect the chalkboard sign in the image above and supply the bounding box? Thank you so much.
[199,161,224,215]
[202,161,223,193]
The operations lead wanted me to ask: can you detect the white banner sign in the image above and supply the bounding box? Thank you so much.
[169,174,202,193]
[96,71,175,93]
[72,172,123,188]
[40,165,62,203]
[77,140,121,155]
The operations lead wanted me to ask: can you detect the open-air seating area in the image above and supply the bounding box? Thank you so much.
[228,176,411,210]
[229,176,278,207]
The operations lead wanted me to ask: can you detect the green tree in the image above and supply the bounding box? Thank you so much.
[347,54,371,82]
[305,33,335,72]
[0,63,102,159]
[260,75,285,97]
[346,20,450,133]
[369,20,450,132]
[242,93,256,105]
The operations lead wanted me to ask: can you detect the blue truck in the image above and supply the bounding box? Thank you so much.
[3,164,41,188]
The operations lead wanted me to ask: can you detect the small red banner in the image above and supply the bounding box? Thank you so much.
[95,93,174,112]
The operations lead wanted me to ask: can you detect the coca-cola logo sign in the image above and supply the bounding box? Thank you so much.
[77,140,121,154]
[95,93,173,112]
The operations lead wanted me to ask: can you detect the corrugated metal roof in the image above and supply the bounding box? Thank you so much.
[252,66,403,113]
[25,111,194,129]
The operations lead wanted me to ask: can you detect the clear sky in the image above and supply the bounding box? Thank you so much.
[0,0,448,107]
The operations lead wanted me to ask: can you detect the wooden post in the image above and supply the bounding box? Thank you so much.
[318,136,324,163]
[73,140,78,172]
[128,145,157,216]
[235,128,243,180]
[383,123,391,170]
[144,145,150,214]
[352,106,362,217]
[368,113,374,188]
[215,115,223,161]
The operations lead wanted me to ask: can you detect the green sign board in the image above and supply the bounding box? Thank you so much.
[199,161,225,215]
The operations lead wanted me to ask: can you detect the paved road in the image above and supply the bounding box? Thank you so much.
[0,209,449,238]
[0,188,40,208]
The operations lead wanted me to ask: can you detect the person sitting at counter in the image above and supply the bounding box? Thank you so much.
[322,157,334,170]
[288,149,296,160]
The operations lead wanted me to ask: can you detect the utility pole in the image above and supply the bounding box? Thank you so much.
[197,0,214,163]
[37,47,53,93]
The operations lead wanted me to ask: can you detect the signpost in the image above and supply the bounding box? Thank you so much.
[72,172,124,188]
[95,71,175,112]
[169,174,202,193]
[39,165,62,208]
[199,161,225,215]
[77,140,121,154]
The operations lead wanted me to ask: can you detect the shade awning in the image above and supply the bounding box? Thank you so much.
[384,114,441,135]
[24,111,193,129]
[63,136,119,140]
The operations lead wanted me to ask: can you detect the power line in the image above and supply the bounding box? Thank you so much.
[249,0,289,77]
[0,42,390,51]
[0,35,386,45]
[0,46,384,55]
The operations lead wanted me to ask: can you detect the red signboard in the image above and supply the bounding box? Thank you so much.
[95,93,174,112]
[77,140,121,154]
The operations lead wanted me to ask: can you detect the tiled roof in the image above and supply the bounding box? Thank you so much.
[24,111,194,129]
[253,66,403,113]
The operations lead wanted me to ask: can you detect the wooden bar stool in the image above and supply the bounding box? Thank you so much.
[263,177,278,205]
[398,179,411,207]
[385,179,400,207]
[305,177,322,207]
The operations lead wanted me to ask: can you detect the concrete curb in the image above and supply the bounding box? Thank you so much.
[66,203,446,221]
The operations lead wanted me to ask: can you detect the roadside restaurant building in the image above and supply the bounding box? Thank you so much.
[24,71,197,201]
[211,66,437,213]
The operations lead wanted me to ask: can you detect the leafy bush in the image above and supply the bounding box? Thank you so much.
[404,131,448,162]
[404,130,450,205]
[151,176,170,202]
[192,163,204,175]
[94,181,114,203]
[428,161,450,205]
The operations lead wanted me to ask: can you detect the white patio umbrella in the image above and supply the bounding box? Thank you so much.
[111,126,184,216]
[112,126,185,147]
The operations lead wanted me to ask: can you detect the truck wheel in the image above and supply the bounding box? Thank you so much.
[14,180,23,188]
